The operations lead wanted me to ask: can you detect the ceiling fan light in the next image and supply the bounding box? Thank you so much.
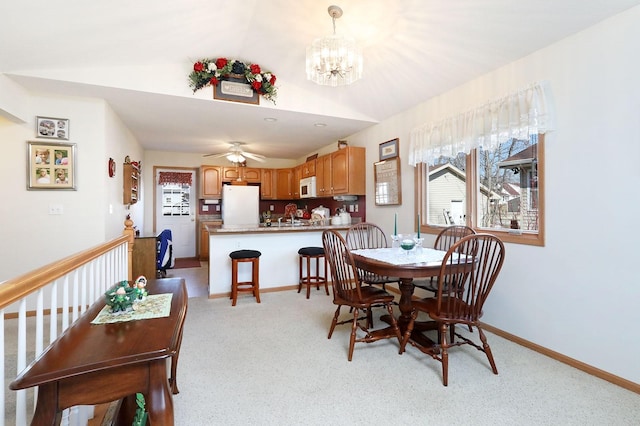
[226,153,245,163]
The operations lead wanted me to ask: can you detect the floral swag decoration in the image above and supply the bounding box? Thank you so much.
[189,57,278,103]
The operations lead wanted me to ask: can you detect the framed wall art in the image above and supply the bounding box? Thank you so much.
[379,138,399,161]
[36,116,70,140]
[374,157,402,205]
[213,75,260,105]
[27,141,77,190]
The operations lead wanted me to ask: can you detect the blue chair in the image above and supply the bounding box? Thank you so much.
[156,229,174,277]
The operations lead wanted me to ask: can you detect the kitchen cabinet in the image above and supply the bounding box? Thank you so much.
[316,154,332,197]
[123,162,140,205]
[301,159,316,178]
[260,168,276,199]
[132,236,157,279]
[331,147,365,195]
[292,165,302,199]
[315,147,366,196]
[199,220,222,260]
[275,168,294,199]
[222,167,261,183]
[200,166,222,198]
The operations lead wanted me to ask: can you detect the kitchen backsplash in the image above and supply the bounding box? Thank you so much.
[197,197,366,222]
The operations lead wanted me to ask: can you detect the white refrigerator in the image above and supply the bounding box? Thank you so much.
[222,185,260,227]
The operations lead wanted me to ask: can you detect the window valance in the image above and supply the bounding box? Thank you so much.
[158,171,193,186]
[408,81,554,166]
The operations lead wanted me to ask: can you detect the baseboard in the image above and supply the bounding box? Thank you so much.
[384,285,640,394]
[480,322,640,395]
[207,284,298,299]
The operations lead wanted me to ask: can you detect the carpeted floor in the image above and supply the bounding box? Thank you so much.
[172,291,640,425]
[173,257,201,269]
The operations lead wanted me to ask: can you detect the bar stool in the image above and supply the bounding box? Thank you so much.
[298,247,329,299]
[229,249,261,306]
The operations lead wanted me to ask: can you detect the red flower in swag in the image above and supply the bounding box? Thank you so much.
[250,64,261,74]
[251,81,262,91]
[215,58,228,69]
[193,62,204,72]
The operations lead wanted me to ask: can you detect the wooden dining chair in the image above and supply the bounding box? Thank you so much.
[399,233,505,386]
[322,230,402,361]
[413,225,476,294]
[345,222,400,291]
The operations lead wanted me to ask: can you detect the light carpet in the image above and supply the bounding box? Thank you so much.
[173,291,640,425]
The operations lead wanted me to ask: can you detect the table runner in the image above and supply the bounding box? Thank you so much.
[91,293,173,325]
[351,247,447,266]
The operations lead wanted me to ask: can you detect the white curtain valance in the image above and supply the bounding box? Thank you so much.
[408,81,554,166]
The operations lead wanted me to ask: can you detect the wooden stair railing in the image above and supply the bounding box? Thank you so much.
[1,218,136,426]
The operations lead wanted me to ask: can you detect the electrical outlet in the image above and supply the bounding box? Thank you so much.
[216,205,220,211]
[48,203,64,215]
[349,205,354,212]
[203,205,209,212]
[270,205,274,211]
[354,204,358,212]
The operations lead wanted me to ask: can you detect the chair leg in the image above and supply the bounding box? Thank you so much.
[306,255,311,299]
[399,310,418,354]
[323,257,329,295]
[478,327,498,374]
[328,306,341,339]
[297,255,303,294]
[348,308,359,361]
[253,258,260,303]
[440,322,449,386]
[231,259,238,306]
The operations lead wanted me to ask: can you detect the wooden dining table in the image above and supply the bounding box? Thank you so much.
[10,278,188,426]
[350,247,449,344]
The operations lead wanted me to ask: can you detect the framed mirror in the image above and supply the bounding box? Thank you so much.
[374,157,402,205]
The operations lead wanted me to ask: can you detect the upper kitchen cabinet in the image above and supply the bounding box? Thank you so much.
[292,165,302,199]
[275,168,294,199]
[301,159,316,178]
[200,166,222,198]
[222,166,261,183]
[123,162,140,205]
[317,147,366,196]
[316,154,332,197]
[260,168,275,199]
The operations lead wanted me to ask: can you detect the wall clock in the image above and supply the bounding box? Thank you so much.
[108,157,116,177]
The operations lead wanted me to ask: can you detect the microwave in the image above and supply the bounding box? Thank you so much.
[300,176,317,198]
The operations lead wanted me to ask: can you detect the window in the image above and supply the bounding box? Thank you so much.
[161,183,191,216]
[418,135,544,246]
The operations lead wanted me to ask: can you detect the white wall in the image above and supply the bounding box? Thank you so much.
[346,7,640,383]
[0,93,143,281]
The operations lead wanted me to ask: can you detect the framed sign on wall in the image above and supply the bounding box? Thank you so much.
[374,157,402,206]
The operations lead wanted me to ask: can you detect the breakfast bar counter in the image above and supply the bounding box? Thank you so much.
[207,224,350,297]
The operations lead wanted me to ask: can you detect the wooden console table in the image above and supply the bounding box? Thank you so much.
[10,278,188,425]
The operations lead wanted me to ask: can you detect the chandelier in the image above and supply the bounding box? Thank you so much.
[306,5,363,87]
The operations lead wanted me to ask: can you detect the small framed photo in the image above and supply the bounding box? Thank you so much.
[379,138,399,161]
[36,116,70,140]
[27,141,77,190]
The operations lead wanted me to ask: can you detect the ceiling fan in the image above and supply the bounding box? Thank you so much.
[203,142,266,163]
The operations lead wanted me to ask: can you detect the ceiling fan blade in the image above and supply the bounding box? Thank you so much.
[243,152,266,162]
[202,152,229,158]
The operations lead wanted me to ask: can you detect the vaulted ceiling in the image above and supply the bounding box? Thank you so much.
[2,0,638,160]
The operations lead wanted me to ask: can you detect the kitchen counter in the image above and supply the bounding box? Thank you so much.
[206,223,352,234]
[207,224,351,297]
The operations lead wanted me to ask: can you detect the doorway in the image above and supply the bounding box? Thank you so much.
[155,168,197,258]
